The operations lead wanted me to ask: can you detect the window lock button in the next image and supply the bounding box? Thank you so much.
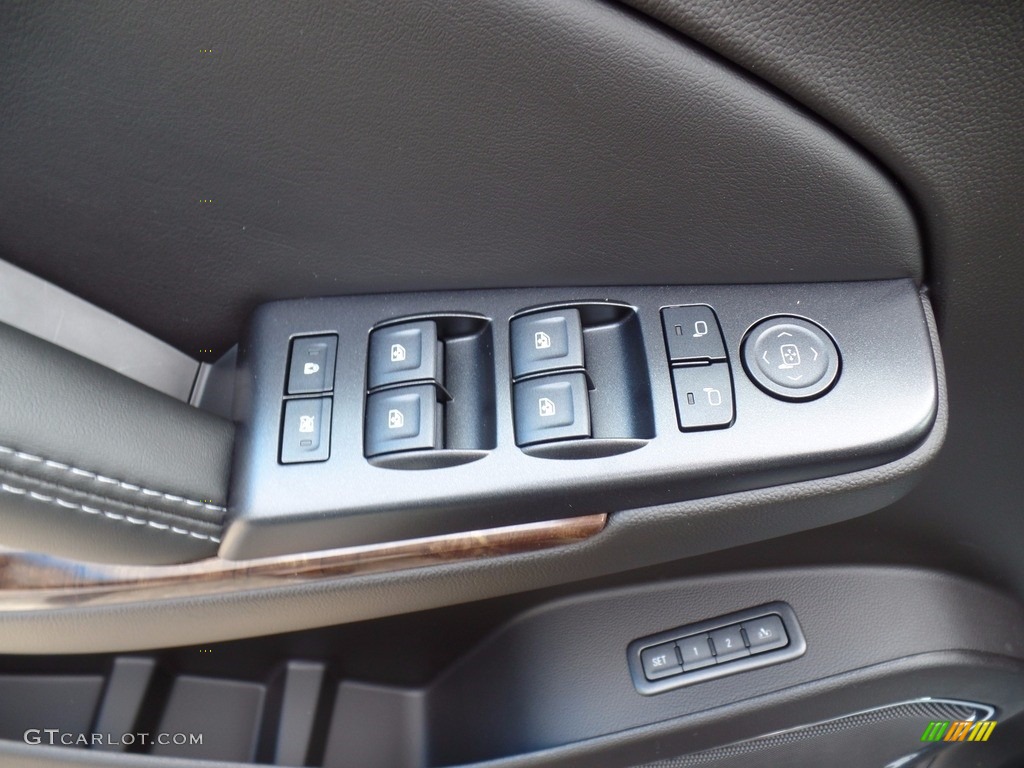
[280,397,332,464]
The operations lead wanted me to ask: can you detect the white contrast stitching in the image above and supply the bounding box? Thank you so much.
[0,445,225,513]
[0,481,221,543]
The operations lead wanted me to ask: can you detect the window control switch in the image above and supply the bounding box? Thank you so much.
[281,397,332,464]
[513,372,591,446]
[365,384,443,457]
[368,321,443,389]
[510,309,585,378]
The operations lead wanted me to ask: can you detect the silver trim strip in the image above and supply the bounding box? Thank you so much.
[0,258,198,400]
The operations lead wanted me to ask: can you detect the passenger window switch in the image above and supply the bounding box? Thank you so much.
[368,321,443,390]
[510,309,584,378]
[364,384,442,457]
[512,372,591,446]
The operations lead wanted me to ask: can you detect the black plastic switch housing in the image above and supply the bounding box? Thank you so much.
[627,603,805,695]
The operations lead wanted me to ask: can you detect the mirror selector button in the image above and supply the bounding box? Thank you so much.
[640,642,682,680]
[368,321,443,389]
[510,309,585,378]
[365,384,442,457]
[709,625,750,663]
[280,397,332,464]
[742,615,788,654]
[742,316,840,401]
[287,335,338,395]
[662,305,727,362]
[513,373,591,446]
[671,364,734,431]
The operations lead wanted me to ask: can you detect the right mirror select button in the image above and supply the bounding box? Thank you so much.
[742,615,789,654]
[742,316,840,401]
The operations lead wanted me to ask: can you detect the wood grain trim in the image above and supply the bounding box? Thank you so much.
[0,514,606,611]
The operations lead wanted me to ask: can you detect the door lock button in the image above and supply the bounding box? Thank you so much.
[742,316,840,400]
[368,321,443,389]
[287,335,337,395]
[671,363,734,431]
[662,305,727,362]
[510,309,585,378]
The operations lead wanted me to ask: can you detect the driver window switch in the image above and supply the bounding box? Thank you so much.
[365,384,443,457]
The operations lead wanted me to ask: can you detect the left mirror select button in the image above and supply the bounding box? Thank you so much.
[287,335,338,395]
[280,397,332,464]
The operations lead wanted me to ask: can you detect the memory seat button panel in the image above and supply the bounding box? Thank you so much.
[627,603,806,695]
